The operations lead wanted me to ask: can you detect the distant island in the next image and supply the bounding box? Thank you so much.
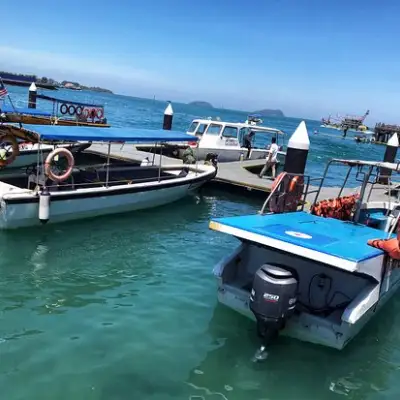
[60,80,113,93]
[188,101,214,108]
[252,109,285,118]
[0,71,113,93]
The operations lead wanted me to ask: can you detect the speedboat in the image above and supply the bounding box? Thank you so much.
[182,117,286,163]
[209,158,400,351]
[0,124,216,229]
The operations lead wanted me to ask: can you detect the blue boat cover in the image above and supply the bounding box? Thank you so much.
[0,104,52,117]
[211,211,388,263]
[20,124,199,143]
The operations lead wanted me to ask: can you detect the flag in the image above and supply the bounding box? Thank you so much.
[0,81,8,99]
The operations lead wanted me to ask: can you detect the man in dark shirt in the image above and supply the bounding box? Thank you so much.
[243,131,255,159]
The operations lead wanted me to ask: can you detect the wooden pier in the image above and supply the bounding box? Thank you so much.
[374,123,400,144]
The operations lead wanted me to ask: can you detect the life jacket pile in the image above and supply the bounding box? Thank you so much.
[310,194,359,221]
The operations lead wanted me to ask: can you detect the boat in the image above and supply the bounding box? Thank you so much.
[354,131,376,143]
[3,140,91,170]
[208,156,400,351]
[0,93,110,128]
[0,124,216,229]
[183,117,286,162]
[321,110,372,134]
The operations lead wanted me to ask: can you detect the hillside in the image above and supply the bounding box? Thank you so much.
[252,109,285,117]
[188,101,213,108]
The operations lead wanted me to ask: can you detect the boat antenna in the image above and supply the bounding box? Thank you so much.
[0,76,23,128]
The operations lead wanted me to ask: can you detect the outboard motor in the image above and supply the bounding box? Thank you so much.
[250,264,298,357]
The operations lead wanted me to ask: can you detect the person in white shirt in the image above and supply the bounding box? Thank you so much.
[259,137,279,179]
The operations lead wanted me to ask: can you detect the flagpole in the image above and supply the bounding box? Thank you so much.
[0,76,23,128]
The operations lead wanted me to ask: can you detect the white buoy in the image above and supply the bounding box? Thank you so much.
[163,101,173,130]
[28,82,37,109]
[38,187,50,224]
[284,121,310,174]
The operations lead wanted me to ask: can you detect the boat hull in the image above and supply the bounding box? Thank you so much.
[3,114,110,128]
[4,143,91,170]
[0,166,215,229]
[179,147,286,163]
[213,246,400,350]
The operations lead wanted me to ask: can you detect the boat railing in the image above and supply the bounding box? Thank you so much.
[259,172,321,215]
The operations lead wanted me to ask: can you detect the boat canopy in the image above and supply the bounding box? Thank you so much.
[2,124,200,143]
[37,93,104,108]
[0,104,52,117]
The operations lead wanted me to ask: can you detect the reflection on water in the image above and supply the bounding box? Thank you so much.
[187,298,400,400]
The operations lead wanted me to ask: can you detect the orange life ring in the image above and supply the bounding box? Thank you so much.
[269,172,303,213]
[0,135,20,167]
[96,108,104,119]
[44,148,75,182]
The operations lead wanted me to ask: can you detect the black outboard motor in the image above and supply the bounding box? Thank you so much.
[250,264,298,352]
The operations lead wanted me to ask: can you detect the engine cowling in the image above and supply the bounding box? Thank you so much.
[250,264,298,346]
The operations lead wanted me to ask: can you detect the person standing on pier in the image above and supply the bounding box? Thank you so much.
[259,137,279,179]
[243,130,255,159]
[342,126,348,138]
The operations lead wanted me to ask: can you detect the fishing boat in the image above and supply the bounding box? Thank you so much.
[209,157,400,351]
[0,93,110,127]
[321,110,373,134]
[0,124,216,229]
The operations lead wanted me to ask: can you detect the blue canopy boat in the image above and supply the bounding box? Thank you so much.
[0,124,217,229]
[209,156,400,352]
[0,93,109,127]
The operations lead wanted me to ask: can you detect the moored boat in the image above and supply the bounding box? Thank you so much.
[183,117,286,163]
[209,156,400,352]
[0,92,110,127]
[0,124,216,229]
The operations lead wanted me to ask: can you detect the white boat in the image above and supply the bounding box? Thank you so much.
[181,117,286,163]
[6,141,91,170]
[209,157,400,351]
[0,124,216,229]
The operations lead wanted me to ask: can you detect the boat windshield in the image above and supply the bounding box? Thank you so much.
[206,124,222,135]
[188,122,199,133]
[222,126,238,138]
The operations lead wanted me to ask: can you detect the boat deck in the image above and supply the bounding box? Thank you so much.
[210,211,387,271]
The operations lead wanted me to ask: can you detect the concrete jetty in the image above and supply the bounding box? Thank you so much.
[84,144,397,205]
[86,144,273,194]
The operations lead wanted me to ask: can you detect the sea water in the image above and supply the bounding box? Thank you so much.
[0,86,399,400]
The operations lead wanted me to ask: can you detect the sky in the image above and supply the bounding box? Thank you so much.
[1,0,400,123]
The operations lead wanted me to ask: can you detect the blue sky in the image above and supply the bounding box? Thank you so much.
[1,0,399,122]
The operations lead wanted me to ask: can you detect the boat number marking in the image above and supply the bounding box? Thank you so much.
[285,231,312,239]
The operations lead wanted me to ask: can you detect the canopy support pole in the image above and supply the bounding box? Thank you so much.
[158,144,162,182]
[105,142,111,188]
[152,143,156,166]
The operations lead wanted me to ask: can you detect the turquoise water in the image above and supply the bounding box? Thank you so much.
[1,87,400,400]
